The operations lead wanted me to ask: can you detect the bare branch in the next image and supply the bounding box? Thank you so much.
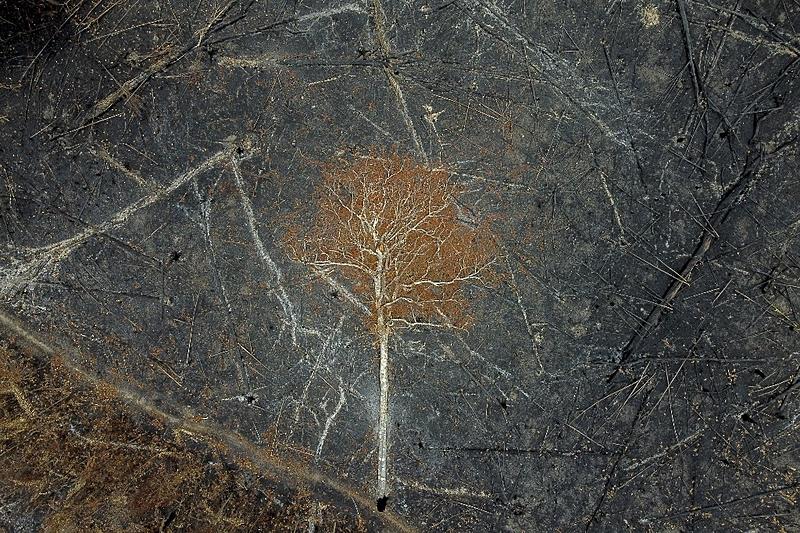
[282,150,497,507]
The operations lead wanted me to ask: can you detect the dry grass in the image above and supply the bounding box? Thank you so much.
[0,339,364,532]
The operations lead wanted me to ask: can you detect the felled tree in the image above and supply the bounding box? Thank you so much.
[284,151,496,507]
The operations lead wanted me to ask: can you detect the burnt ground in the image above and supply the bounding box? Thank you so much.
[0,0,799,531]
[0,328,377,532]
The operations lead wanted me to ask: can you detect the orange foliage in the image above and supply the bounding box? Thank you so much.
[285,150,497,335]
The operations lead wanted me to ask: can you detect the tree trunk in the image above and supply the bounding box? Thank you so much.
[376,325,390,501]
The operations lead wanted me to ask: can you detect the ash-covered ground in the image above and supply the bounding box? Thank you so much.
[1,0,799,531]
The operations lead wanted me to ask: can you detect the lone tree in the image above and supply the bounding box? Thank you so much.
[284,151,496,508]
